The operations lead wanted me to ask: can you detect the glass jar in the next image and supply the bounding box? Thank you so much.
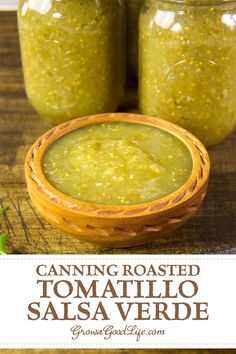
[127,0,143,75]
[18,0,126,125]
[140,0,236,146]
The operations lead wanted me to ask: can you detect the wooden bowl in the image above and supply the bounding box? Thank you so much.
[25,113,210,248]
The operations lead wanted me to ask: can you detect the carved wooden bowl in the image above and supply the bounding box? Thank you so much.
[25,113,210,248]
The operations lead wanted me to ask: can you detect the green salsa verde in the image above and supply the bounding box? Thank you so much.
[18,0,126,124]
[140,0,236,146]
[43,122,193,205]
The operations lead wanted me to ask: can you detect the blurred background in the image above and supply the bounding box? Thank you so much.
[0,0,18,10]
[0,0,18,11]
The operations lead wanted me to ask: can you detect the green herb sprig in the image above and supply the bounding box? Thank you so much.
[0,206,9,216]
[0,206,9,254]
[0,233,8,254]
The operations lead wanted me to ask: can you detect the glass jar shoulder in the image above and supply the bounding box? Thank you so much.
[18,0,124,26]
[140,0,236,40]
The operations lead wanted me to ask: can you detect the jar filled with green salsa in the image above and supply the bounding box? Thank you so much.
[127,0,143,75]
[18,0,126,125]
[140,0,236,146]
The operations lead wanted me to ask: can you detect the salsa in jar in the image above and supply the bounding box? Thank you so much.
[140,0,236,146]
[18,0,126,124]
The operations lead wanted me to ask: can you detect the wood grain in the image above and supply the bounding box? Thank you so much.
[1,350,236,354]
[0,12,236,255]
[1,351,236,354]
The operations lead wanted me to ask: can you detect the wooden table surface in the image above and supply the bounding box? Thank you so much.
[0,12,235,255]
[1,351,236,354]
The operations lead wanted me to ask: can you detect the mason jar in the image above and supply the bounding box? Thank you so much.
[140,0,236,146]
[18,0,126,125]
[127,0,143,76]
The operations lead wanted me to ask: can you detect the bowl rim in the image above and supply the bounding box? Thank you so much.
[25,113,210,219]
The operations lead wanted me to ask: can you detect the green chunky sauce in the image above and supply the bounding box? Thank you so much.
[18,0,126,124]
[127,0,143,75]
[140,0,236,146]
[43,122,192,205]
